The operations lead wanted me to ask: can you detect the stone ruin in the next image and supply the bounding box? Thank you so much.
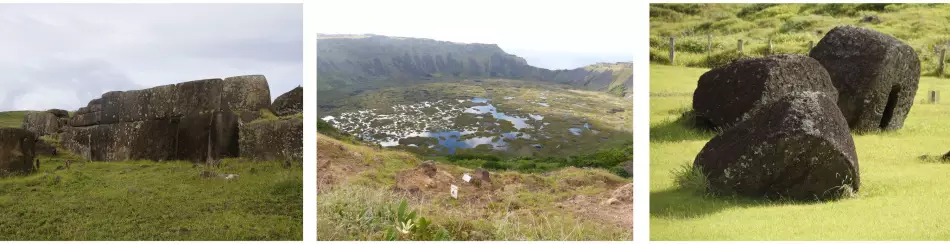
[689,25,924,200]
[15,75,303,167]
[810,25,920,132]
[694,92,859,200]
[693,54,838,130]
[271,86,303,116]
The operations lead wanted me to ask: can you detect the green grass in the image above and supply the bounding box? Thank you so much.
[651,3,950,76]
[650,64,950,240]
[0,111,30,128]
[0,154,302,240]
[318,134,632,241]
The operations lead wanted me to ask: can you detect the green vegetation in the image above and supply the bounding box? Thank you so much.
[318,133,632,241]
[440,142,632,178]
[319,80,633,158]
[0,148,302,240]
[0,111,30,128]
[651,3,950,76]
[650,64,950,240]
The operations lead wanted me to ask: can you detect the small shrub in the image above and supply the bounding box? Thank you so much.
[672,163,708,193]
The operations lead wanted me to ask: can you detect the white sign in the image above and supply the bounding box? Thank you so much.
[462,173,472,182]
[450,184,458,199]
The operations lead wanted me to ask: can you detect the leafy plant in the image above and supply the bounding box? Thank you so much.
[384,200,451,241]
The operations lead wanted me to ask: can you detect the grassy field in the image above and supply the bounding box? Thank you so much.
[650,64,950,240]
[0,111,31,128]
[650,3,950,76]
[317,132,632,241]
[0,111,302,240]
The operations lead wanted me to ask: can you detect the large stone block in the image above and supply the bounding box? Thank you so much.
[693,54,838,129]
[89,120,179,162]
[176,111,239,163]
[809,25,920,131]
[22,111,61,137]
[239,118,302,162]
[272,87,303,116]
[0,128,36,176]
[694,92,859,200]
[222,75,271,113]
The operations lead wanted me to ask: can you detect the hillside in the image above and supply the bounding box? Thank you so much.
[317,34,632,97]
[650,3,950,76]
[316,131,632,241]
[0,111,31,128]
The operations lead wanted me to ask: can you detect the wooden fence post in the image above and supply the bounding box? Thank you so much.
[929,90,940,104]
[768,38,773,55]
[669,36,675,65]
[938,48,946,78]
[738,39,744,56]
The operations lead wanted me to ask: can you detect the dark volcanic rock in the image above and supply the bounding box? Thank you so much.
[221,75,272,113]
[61,75,271,163]
[22,111,62,137]
[272,87,303,116]
[694,92,859,200]
[47,109,69,118]
[35,139,57,156]
[239,118,303,162]
[92,120,179,162]
[0,128,36,176]
[177,111,239,163]
[693,54,838,129]
[809,25,920,131]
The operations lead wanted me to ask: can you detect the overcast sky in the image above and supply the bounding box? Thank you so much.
[316,0,633,70]
[0,3,302,111]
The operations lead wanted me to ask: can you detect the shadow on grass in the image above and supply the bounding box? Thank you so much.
[650,109,716,143]
[652,163,839,220]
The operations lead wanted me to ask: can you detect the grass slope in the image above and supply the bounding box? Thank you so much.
[0,111,30,128]
[651,3,950,76]
[0,149,302,240]
[650,64,950,240]
[317,133,632,241]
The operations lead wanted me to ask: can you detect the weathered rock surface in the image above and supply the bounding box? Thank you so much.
[177,111,239,163]
[60,75,273,163]
[809,25,920,131]
[22,111,63,137]
[0,128,37,176]
[693,54,838,129]
[694,92,859,200]
[47,109,69,118]
[272,86,303,116]
[35,139,57,156]
[239,118,303,162]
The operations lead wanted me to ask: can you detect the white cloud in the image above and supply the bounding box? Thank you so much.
[0,3,302,111]
[316,0,633,69]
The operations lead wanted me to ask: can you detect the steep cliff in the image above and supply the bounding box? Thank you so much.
[317,34,632,97]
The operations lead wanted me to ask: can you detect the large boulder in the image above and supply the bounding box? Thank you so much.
[176,111,239,163]
[0,128,36,176]
[90,120,179,162]
[35,139,57,156]
[809,25,920,131]
[22,111,63,137]
[239,118,303,162]
[46,109,69,118]
[693,54,838,129]
[694,92,859,200]
[272,86,303,116]
[221,75,272,113]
